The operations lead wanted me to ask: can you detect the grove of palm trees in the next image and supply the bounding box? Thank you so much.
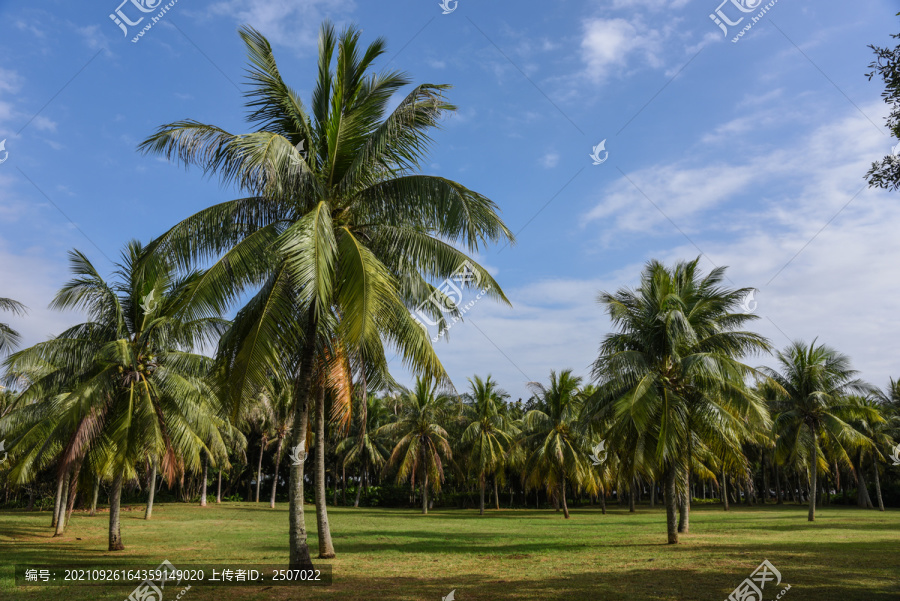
[2,9,900,601]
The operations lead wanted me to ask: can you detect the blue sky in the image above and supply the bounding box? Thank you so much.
[1,0,898,400]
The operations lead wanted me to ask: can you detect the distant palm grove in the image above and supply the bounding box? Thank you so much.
[1,22,898,571]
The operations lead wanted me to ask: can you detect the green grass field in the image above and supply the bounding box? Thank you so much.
[2,503,899,600]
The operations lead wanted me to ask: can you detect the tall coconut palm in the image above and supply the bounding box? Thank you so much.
[521,370,588,520]
[1,243,228,549]
[586,258,771,543]
[378,378,452,514]
[763,340,876,521]
[138,23,513,567]
[461,375,517,515]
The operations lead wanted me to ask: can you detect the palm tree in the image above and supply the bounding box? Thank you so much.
[138,22,513,567]
[849,396,896,512]
[461,375,516,514]
[521,370,588,520]
[338,393,391,507]
[763,340,876,521]
[586,258,771,543]
[379,378,452,514]
[2,243,228,549]
[0,297,26,361]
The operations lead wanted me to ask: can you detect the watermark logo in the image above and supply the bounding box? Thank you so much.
[589,441,607,466]
[740,290,758,314]
[290,440,308,466]
[589,140,609,165]
[109,0,180,44]
[141,289,159,314]
[709,0,780,43]
[412,260,491,343]
[725,559,790,601]
[442,590,456,601]
[890,443,900,467]
[0,439,8,463]
[439,0,458,14]
[889,142,900,165]
[125,559,189,601]
[0,139,8,164]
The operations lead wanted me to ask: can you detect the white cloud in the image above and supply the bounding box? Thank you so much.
[540,152,560,169]
[580,17,664,81]
[210,0,355,51]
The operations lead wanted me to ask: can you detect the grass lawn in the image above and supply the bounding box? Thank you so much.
[2,502,899,600]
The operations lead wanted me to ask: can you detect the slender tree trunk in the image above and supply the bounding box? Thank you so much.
[600,489,606,514]
[27,486,35,511]
[855,452,874,509]
[650,480,656,507]
[775,463,783,505]
[255,437,266,503]
[332,458,339,506]
[722,472,729,511]
[560,475,570,519]
[494,477,500,511]
[108,471,125,551]
[872,457,885,512]
[217,471,223,504]
[65,461,81,525]
[54,473,70,536]
[664,466,678,544]
[200,453,208,507]
[422,473,429,515]
[354,465,362,508]
[289,379,314,570]
[479,475,485,515]
[808,437,818,522]
[51,474,64,528]
[90,477,100,516]
[270,438,283,509]
[762,453,769,504]
[678,469,690,533]
[629,481,635,513]
[145,462,157,520]
[342,464,346,506]
[314,384,335,558]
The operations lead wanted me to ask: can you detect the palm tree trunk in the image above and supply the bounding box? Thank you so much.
[600,489,606,514]
[494,477,500,511]
[722,472,729,511]
[650,479,656,507]
[314,384,336,558]
[54,473,70,536]
[664,466,678,544]
[678,469,690,533]
[342,464,346,506]
[200,453,208,507]
[479,475,485,515]
[854,452,874,508]
[288,330,315,571]
[559,475,570,519]
[808,436,818,522]
[872,457,885,512]
[255,437,266,503]
[51,474,64,528]
[422,473,429,515]
[775,463,783,505]
[354,464,362,508]
[217,471,223,504]
[271,438,283,509]
[145,462,157,520]
[108,471,125,551]
[90,477,100,516]
[332,458,339,506]
[65,461,81,526]
[629,481,636,513]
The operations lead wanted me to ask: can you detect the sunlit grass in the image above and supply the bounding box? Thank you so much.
[2,503,899,600]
